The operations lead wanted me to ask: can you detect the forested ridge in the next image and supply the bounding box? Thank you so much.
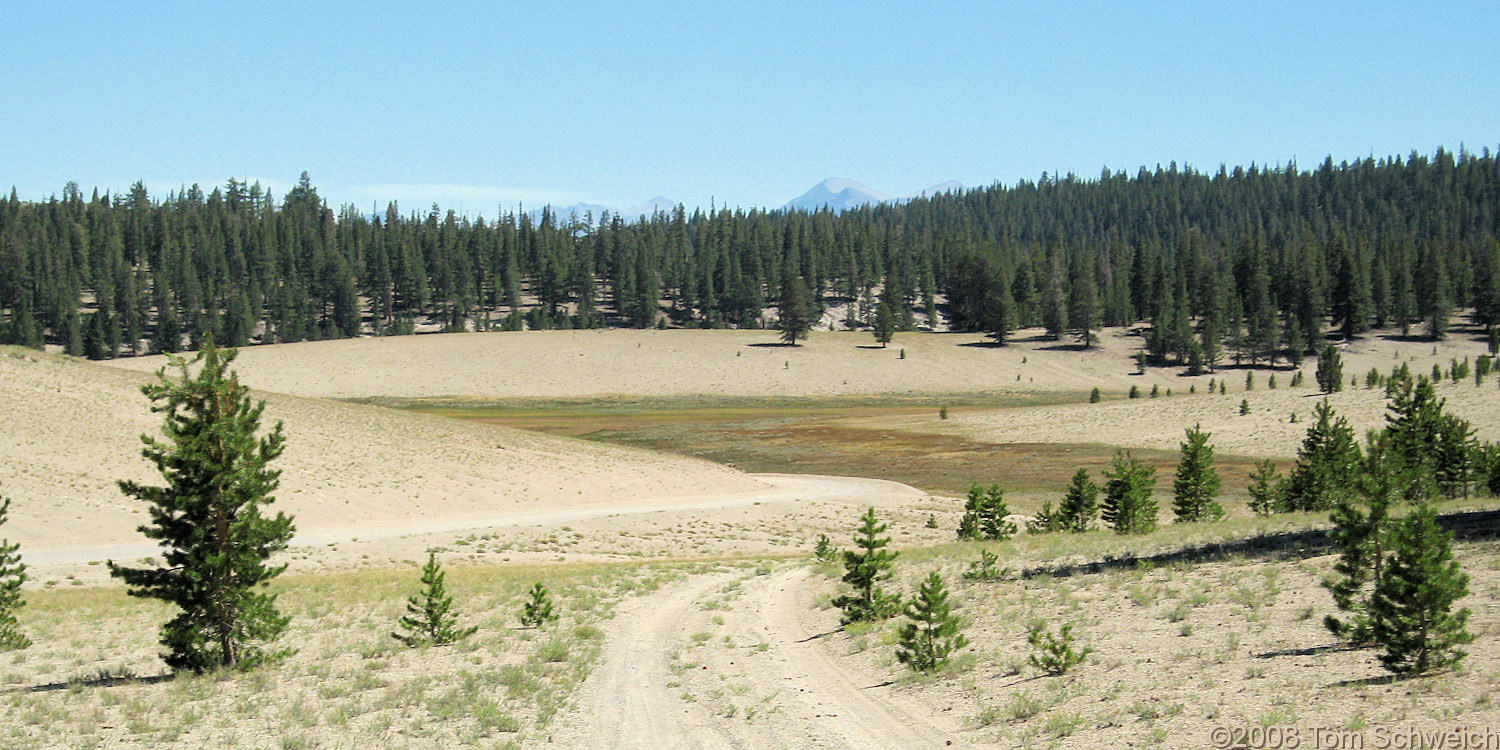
[3,146,1499,362]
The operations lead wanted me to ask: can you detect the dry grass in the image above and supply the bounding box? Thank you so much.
[0,558,706,749]
[5,325,1498,746]
[795,510,1500,748]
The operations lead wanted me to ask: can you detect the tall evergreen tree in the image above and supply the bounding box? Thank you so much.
[1434,412,1478,499]
[1282,400,1362,512]
[1246,459,1281,516]
[1100,451,1158,534]
[108,340,295,672]
[1324,444,1406,644]
[777,271,812,346]
[1330,231,1371,339]
[82,309,112,360]
[1415,241,1451,340]
[1057,468,1099,532]
[832,507,900,624]
[1041,246,1068,340]
[0,491,28,650]
[1369,503,1473,675]
[956,484,1016,541]
[872,297,896,348]
[1172,424,1223,522]
[1315,344,1343,393]
[1068,254,1100,348]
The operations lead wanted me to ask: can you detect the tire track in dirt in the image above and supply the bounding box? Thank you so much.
[719,566,972,749]
[548,570,749,749]
[550,565,970,749]
[24,473,915,570]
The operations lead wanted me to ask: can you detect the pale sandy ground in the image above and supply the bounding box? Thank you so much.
[102,326,1500,455]
[6,328,1499,748]
[102,327,1226,400]
[0,347,781,578]
[920,329,1500,459]
[551,544,1498,750]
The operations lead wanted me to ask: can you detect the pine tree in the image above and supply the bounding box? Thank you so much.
[1316,344,1344,393]
[1027,622,1089,675]
[895,572,967,673]
[1324,445,1405,644]
[1068,255,1099,348]
[0,492,29,650]
[1282,400,1362,512]
[1041,247,1069,340]
[1172,424,1223,522]
[777,272,812,346]
[1434,413,1478,500]
[1100,451,1158,534]
[1416,242,1451,340]
[1369,504,1473,675]
[1027,501,1063,534]
[813,533,838,563]
[962,548,1004,580]
[520,582,559,629]
[1330,232,1371,340]
[4,298,43,350]
[1247,459,1282,516]
[1057,468,1099,532]
[394,552,478,646]
[832,507,900,624]
[109,339,295,672]
[1383,376,1444,487]
[956,484,1016,541]
[83,310,111,360]
[872,298,896,348]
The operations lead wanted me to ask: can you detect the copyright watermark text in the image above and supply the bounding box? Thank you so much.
[1208,725,1500,750]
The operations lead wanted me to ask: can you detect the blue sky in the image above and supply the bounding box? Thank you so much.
[4,1,1497,215]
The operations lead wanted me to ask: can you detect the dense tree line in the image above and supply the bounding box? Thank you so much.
[4,146,1500,358]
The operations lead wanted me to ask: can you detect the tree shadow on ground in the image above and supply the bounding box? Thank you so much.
[1327,673,1404,688]
[1017,508,1500,581]
[23,672,174,693]
[1253,643,1356,660]
[798,629,840,643]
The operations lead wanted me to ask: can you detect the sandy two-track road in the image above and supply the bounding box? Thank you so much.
[551,566,972,750]
[21,473,917,570]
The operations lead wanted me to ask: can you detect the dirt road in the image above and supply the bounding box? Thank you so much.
[23,473,921,569]
[550,566,971,749]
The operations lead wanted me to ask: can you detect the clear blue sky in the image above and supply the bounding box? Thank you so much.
[4,1,1497,215]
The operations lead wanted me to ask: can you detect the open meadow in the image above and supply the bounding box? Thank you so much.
[2,325,1498,748]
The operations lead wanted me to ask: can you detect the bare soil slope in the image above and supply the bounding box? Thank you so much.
[102,327,1201,400]
[0,347,766,560]
[102,329,1500,459]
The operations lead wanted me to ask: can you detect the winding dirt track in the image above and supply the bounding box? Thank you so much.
[24,473,909,569]
[551,567,971,749]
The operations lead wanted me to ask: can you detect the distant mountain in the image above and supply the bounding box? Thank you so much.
[913,180,964,198]
[783,178,964,213]
[528,197,679,226]
[521,179,964,224]
[783,179,894,213]
[528,202,606,226]
[623,196,678,218]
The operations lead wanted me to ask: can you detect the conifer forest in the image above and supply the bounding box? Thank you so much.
[4,147,1500,359]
